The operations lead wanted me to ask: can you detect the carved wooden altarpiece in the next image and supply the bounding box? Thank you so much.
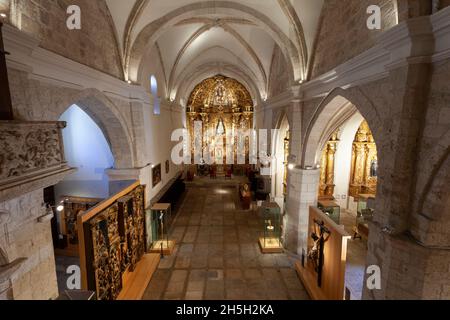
[78,183,146,300]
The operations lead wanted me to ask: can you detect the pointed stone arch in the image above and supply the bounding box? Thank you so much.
[61,89,135,170]
[175,60,261,107]
[301,87,383,168]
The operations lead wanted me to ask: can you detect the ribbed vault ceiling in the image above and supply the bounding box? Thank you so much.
[105,0,324,102]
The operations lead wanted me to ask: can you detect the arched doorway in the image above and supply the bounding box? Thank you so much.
[316,114,378,300]
[55,104,115,200]
[301,88,383,300]
[46,97,126,295]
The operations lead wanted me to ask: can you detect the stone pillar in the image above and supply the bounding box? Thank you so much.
[285,168,320,255]
[0,190,58,300]
[363,16,435,300]
[287,99,302,162]
[364,223,450,300]
[375,17,434,233]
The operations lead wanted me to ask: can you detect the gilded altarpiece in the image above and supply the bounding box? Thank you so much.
[319,131,339,199]
[349,121,377,198]
[283,131,290,197]
[81,185,146,300]
[186,75,254,169]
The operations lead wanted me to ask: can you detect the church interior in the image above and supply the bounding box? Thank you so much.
[0,0,450,301]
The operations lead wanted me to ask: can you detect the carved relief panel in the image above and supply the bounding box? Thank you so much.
[0,122,66,181]
[84,185,146,300]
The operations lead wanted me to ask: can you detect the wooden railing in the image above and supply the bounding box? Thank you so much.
[77,181,149,300]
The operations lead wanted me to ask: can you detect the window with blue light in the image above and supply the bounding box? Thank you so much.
[55,104,115,199]
[151,75,160,115]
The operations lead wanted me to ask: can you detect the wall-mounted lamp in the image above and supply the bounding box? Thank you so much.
[288,163,295,170]
[38,202,63,223]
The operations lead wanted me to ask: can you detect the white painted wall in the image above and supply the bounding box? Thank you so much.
[272,116,289,204]
[55,104,114,199]
[137,44,184,204]
[333,112,364,209]
[141,100,183,203]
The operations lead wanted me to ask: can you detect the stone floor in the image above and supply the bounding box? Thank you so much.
[55,255,80,295]
[143,183,309,300]
[340,209,368,300]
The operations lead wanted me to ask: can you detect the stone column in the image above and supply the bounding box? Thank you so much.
[286,99,302,162]
[284,96,306,253]
[285,168,320,255]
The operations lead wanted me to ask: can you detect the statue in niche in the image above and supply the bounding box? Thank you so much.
[370,159,378,177]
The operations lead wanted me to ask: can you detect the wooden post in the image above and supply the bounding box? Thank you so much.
[0,22,13,120]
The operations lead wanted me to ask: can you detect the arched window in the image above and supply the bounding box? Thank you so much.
[151,75,160,115]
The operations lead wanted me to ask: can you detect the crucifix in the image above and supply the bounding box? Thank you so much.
[0,22,13,120]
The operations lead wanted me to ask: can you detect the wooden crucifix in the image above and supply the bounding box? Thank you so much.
[0,22,13,120]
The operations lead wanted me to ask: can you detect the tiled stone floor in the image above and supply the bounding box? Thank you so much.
[340,209,367,300]
[143,183,309,300]
[55,255,80,295]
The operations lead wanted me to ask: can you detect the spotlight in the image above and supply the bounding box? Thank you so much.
[56,205,64,212]
[288,163,295,170]
[127,80,132,84]
[0,13,6,18]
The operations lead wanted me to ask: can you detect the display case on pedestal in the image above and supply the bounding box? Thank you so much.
[353,194,375,240]
[147,203,175,255]
[259,202,283,253]
[317,200,341,225]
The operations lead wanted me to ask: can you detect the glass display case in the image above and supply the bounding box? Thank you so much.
[147,203,175,255]
[317,200,341,225]
[354,194,375,239]
[259,202,283,253]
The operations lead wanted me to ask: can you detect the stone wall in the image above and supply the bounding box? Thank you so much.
[0,190,58,300]
[9,68,136,169]
[310,0,397,78]
[409,58,450,246]
[0,0,9,13]
[10,0,123,79]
